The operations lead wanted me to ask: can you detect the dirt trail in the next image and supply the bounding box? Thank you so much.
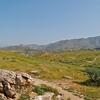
[32,78,84,100]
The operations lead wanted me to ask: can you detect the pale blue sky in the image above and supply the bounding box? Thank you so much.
[0,0,100,46]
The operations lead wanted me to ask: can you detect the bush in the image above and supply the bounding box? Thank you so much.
[33,84,59,95]
[85,67,100,82]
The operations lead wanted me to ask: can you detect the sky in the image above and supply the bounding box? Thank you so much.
[0,0,100,46]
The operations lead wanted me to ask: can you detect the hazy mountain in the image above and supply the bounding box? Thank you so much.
[3,44,46,50]
[45,36,100,51]
[3,36,100,51]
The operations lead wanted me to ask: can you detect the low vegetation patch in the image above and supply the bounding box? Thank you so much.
[84,67,100,86]
[18,94,30,100]
[32,84,59,95]
[0,50,100,99]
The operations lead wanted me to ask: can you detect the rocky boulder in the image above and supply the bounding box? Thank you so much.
[0,69,33,99]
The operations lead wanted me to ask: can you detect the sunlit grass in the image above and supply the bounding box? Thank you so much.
[0,50,100,99]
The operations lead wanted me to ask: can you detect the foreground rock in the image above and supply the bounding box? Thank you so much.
[0,69,84,100]
[0,69,33,99]
[33,79,84,100]
[32,92,54,100]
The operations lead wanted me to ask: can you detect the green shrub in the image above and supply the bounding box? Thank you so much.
[85,67,100,82]
[33,84,59,95]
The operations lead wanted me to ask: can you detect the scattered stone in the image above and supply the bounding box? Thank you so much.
[0,82,3,93]
[33,92,54,100]
[79,95,84,98]
[30,92,37,100]
[30,70,39,76]
[0,93,7,100]
[16,73,26,86]
[56,94,64,100]
[2,80,16,98]
[62,76,72,80]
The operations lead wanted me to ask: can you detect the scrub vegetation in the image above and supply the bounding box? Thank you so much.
[0,50,100,99]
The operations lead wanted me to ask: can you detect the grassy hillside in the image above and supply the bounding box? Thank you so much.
[0,50,100,99]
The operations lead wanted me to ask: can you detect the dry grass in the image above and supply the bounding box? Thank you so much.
[0,50,100,99]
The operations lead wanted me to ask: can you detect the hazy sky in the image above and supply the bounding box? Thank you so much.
[0,0,100,46]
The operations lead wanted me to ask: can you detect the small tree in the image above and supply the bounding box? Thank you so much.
[85,67,100,82]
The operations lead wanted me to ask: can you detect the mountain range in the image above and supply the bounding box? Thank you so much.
[3,36,100,51]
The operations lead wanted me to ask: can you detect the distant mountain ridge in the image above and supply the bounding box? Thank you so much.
[3,36,100,51]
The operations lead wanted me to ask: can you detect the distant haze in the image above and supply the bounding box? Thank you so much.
[0,0,100,46]
[4,36,100,51]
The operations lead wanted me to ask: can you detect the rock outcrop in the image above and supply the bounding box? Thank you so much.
[0,69,84,100]
[32,92,54,100]
[0,69,33,99]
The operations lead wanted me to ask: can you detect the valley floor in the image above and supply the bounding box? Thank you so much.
[0,50,100,99]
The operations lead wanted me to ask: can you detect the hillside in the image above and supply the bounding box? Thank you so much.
[0,50,100,99]
[46,36,100,51]
[4,36,100,51]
